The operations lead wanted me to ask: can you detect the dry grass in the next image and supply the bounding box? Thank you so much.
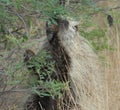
[105,24,120,110]
[93,1,120,109]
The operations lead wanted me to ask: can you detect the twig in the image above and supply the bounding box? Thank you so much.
[0,89,31,93]
[0,85,50,97]
[20,5,33,12]
[7,10,28,35]
[0,86,43,94]
[4,48,17,60]
[108,6,120,11]
[11,27,24,33]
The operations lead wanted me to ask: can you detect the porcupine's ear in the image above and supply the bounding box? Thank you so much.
[46,18,69,43]
[56,18,69,31]
[46,19,58,42]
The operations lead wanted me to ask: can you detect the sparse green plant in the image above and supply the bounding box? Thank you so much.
[25,51,67,99]
[0,0,69,49]
[34,80,67,99]
[6,61,27,85]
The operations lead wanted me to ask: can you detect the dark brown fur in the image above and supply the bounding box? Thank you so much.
[24,19,72,110]
[46,19,71,81]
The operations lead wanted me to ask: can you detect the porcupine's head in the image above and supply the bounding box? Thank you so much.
[46,18,79,47]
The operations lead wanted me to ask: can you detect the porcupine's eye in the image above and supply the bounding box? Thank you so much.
[70,20,79,32]
[74,25,78,31]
